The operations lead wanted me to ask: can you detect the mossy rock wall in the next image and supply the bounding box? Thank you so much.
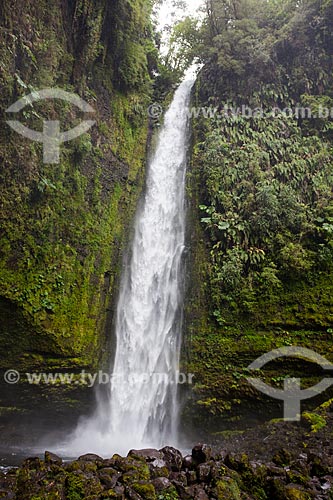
[182,69,333,435]
[0,0,155,372]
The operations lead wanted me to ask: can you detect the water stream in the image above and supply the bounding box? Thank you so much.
[62,79,193,456]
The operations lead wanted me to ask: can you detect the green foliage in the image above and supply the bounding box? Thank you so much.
[185,0,333,424]
[302,411,327,433]
[65,474,85,500]
[109,0,157,91]
[196,106,333,316]
[0,0,153,370]
[166,16,202,74]
[157,486,179,500]
[200,0,333,105]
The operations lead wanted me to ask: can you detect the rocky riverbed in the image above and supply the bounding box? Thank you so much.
[2,399,333,499]
[0,443,332,500]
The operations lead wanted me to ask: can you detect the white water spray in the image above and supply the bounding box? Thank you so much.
[62,79,193,457]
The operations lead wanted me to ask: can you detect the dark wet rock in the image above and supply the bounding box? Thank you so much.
[126,485,143,500]
[114,484,125,496]
[65,458,98,473]
[293,458,311,477]
[101,456,118,468]
[98,467,122,488]
[321,479,332,493]
[267,476,289,500]
[152,476,172,490]
[186,484,210,500]
[128,449,163,461]
[0,471,15,500]
[0,491,15,500]
[308,452,333,476]
[45,450,62,465]
[195,488,210,500]
[112,454,150,482]
[285,484,313,499]
[211,476,242,500]
[7,432,333,500]
[197,462,211,482]
[267,462,287,477]
[286,468,310,487]
[160,446,183,471]
[148,460,169,479]
[170,471,187,486]
[183,454,194,470]
[273,448,293,467]
[224,452,250,473]
[192,444,212,464]
[210,459,230,479]
[131,481,156,499]
[22,456,41,468]
[186,469,197,485]
[78,452,103,462]
[139,452,169,479]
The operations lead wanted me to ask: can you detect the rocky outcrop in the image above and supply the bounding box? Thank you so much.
[0,0,156,373]
[1,443,333,499]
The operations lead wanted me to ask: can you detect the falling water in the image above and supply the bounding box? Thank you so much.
[61,79,193,457]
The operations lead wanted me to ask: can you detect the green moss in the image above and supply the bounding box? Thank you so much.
[65,474,85,500]
[216,478,241,500]
[285,487,312,500]
[113,455,150,483]
[157,486,179,500]
[132,482,156,500]
[302,411,327,433]
[0,0,155,374]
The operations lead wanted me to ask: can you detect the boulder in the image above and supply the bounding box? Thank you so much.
[98,467,122,489]
[169,471,187,486]
[192,444,212,465]
[273,449,293,467]
[197,463,211,483]
[213,477,242,500]
[186,470,197,485]
[183,454,194,470]
[152,477,172,490]
[45,451,62,465]
[285,484,312,500]
[185,484,210,500]
[160,446,183,472]
[128,449,163,462]
[78,453,103,462]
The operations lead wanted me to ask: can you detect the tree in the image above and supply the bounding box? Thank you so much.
[165,16,202,73]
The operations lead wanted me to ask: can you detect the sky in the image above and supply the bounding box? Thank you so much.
[157,0,205,35]
[157,0,204,22]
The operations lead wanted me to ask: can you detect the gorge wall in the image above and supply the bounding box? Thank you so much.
[0,0,160,438]
[0,0,158,373]
[183,0,333,436]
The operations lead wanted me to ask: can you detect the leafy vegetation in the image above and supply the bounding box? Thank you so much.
[0,0,159,371]
[197,109,333,320]
[192,0,333,324]
[185,0,333,425]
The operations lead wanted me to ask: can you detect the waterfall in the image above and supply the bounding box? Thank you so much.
[61,79,193,457]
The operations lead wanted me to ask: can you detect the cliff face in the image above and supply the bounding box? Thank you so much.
[183,0,333,435]
[0,0,157,373]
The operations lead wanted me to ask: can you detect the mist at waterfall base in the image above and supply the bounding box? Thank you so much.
[58,80,194,457]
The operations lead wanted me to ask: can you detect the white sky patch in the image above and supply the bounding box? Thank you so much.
[156,0,205,53]
[157,0,204,30]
